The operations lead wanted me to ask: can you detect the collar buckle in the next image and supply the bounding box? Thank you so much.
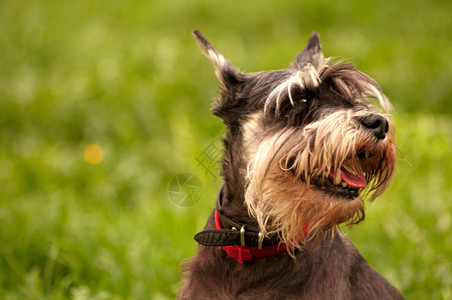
[240,226,246,246]
[258,232,263,250]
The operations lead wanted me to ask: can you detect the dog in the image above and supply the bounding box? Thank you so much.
[178,30,404,299]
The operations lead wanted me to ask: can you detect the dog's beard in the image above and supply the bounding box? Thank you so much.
[244,109,397,253]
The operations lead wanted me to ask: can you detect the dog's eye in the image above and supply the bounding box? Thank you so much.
[295,97,310,105]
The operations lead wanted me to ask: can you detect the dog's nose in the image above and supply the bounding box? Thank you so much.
[359,114,389,140]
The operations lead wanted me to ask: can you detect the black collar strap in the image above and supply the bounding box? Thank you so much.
[194,185,281,249]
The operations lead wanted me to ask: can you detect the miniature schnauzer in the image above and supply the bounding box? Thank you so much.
[178,30,404,299]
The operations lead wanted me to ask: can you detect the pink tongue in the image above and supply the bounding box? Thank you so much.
[340,168,367,188]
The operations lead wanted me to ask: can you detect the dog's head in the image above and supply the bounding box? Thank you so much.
[193,30,397,249]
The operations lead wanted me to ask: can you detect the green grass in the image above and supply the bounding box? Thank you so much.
[0,0,451,299]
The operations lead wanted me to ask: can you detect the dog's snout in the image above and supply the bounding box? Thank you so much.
[359,114,389,140]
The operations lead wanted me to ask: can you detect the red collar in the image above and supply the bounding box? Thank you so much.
[214,209,288,263]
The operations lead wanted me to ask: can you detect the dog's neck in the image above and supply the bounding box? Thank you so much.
[193,184,289,263]
[217,182,258,228]
[217,127,259,226]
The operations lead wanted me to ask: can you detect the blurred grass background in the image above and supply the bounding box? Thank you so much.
[0,0,451,299]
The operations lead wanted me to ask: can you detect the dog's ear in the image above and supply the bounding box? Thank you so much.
[192,30,244,88]
[290,32,324,70]
[193,30,245,121]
